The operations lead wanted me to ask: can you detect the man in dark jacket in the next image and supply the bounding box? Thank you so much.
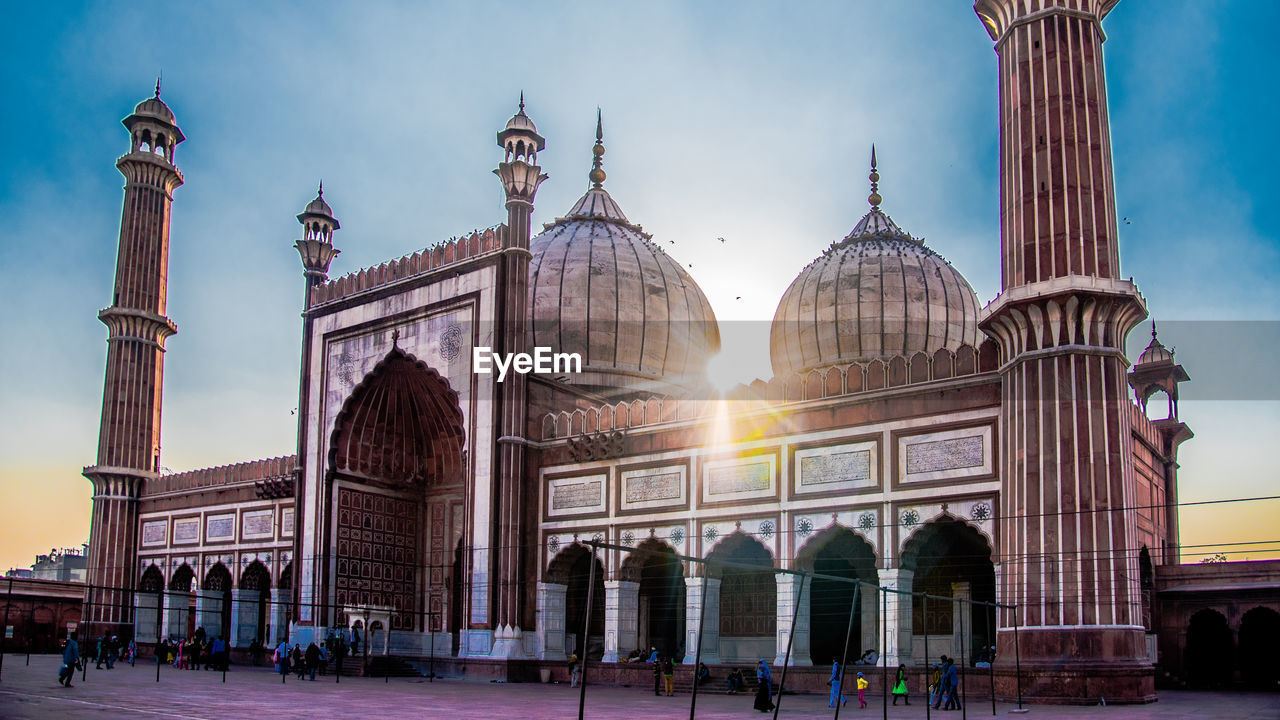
[59,637,80,687]
[305,642,321,681]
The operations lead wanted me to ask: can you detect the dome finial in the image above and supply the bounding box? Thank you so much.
[589,107,606,189]
[868,144,882,210]
[155,72,162,99]
[519,90,525,113]
[1151,318,1158,340]
[318,179,324,198]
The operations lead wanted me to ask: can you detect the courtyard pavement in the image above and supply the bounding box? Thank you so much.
[0,656,1276,720]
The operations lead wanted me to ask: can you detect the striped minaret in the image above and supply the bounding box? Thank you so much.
[83,83,184,639]
[490,95,546,654]
[974,0,1154,703]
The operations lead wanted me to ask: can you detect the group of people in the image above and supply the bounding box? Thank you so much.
[88,634,136,669]
[155,628,230,671]
[649,650,677,696]
[929,655,963,711]
[272,635,348,680]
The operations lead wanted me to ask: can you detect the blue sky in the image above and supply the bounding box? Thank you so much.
[1,0,1277,570]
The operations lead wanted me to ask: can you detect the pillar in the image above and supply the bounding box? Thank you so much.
[231,589,260,648]
[951,581,971,661]
[879,568,913,667]
[861,583,878,658]
[162,590,189,639]
[774,573,811,667]
[682,577,720,665]
[536,582,568,660]
[269,591,288,645]
[195,590,222,639]
[602,580,638,662]
[134,593,159,643]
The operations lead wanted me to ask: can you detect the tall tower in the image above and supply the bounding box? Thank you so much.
[83,84,185,637]
[489,95,546,656]
[974,0,1153,703]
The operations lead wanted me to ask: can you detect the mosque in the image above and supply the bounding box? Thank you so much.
[81,0,1196,703]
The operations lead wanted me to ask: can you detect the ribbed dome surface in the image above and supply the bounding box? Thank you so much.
[133,95,176,125]
[770,208,980,376]
[1137,326,1173,365]
[529,187,720,393]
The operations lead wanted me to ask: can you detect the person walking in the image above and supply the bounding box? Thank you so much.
[753,659,774,712]
[661,654,675,696]
[305,642,321,681]
[856,672,869,709]
[942,657,961,711]
[828,657,847,708]
[931,657,948,709]
[58,637,80,687]
[568,653,581,688]
[890,661,911,702]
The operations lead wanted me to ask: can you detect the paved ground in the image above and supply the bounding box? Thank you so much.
[0,656,1276,720]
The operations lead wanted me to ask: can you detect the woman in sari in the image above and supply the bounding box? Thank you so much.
[753,659,774,712]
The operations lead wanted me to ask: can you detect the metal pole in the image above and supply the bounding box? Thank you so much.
[960,599,968,720]
[882,584,888,720]
[1013,604,1022,710]
[688,570,710,720]
[82,582,91,682]
[772,573,808,720]
[429,611,435,682]
[576,544,597,720]
[833,581,859,720]
[924,593,931,720]
[156,587,163,683]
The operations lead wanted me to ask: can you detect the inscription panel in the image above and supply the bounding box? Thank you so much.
[794,439,878,495]
[899,425,993,484]
[702,456,776,504]
[546,473,608,518]
[173,518,200,545]
[281,508,294,536]
[620,465,686,512]
[141,520,167,547]
[241,509,274,539]
[205,513,235,542]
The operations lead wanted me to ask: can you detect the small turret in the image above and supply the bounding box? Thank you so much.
[294,182,341,293]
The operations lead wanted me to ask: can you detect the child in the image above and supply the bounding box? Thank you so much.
[856,671,869,709]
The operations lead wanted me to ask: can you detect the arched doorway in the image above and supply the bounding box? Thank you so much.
[901,519,996,662]
[1238,606,1280,689]
[203,563,233,642]
[169,564,195,639]
[1185,608,1232,688]
[708,532,776,663]
[796,526,877,665]
[31,607,55,653]
[621,539,685,659]
[239,561,271,647]
[327,347,466,646]
[548,543,605,660]
[136,565,164,643]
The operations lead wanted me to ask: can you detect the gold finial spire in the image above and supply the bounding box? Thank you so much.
[589,107,606,189]
[155,73,162,99]
[519,90,525,114]
[318,179,324,198]
[868,145,882,210]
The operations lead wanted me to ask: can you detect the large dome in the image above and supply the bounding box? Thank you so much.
[770,154,979,376]
[529,121,718,394]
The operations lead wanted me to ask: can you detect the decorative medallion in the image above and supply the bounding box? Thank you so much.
[439,323,463,362]
[900,509,920,528]
[336,349,356,387]
[858,512,876,531]
[621,530,635,546]
[758,520,774,540]
[591,532,604,545]
[971,502,992,521]
[797,517,814,538]
[670,527,685,545]
[704,525,719,542]
[548,536,560,555]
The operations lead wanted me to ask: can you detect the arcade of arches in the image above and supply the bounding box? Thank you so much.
[538,520,996,667]
[132,561,293,647]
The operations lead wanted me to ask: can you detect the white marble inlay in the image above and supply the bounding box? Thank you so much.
[141,520,167,546]
[547,474,607,517]
[899,426,992,483]
[620,465,686,511]
[795,439,877,495]
[703,456,775,503]
[173,518,200,544]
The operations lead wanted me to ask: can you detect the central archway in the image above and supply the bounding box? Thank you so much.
[326,346,467,644]
[796,527,878,664]
[621,539,685,659]
[900,518,996,663]
[548,543,605,660]
[708,532,776,663]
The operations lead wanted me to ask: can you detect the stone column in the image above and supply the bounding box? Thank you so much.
[774,573,812,667]
[230,589,260,648]
[162,591,190,639]
[134,593,159,643]
[682,577,720,665]
[269,592,289,645]
[878,569,914,667]
[536,582,568,660]
[861,583,878,658]
[602,580,639,662]
[195,590,222,639]
[951,581,971,660]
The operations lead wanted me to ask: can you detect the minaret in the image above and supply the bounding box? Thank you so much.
[83,83,185,637]
[974,0,1153,703]
[292,183,340,625]
[489,95,546,656]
